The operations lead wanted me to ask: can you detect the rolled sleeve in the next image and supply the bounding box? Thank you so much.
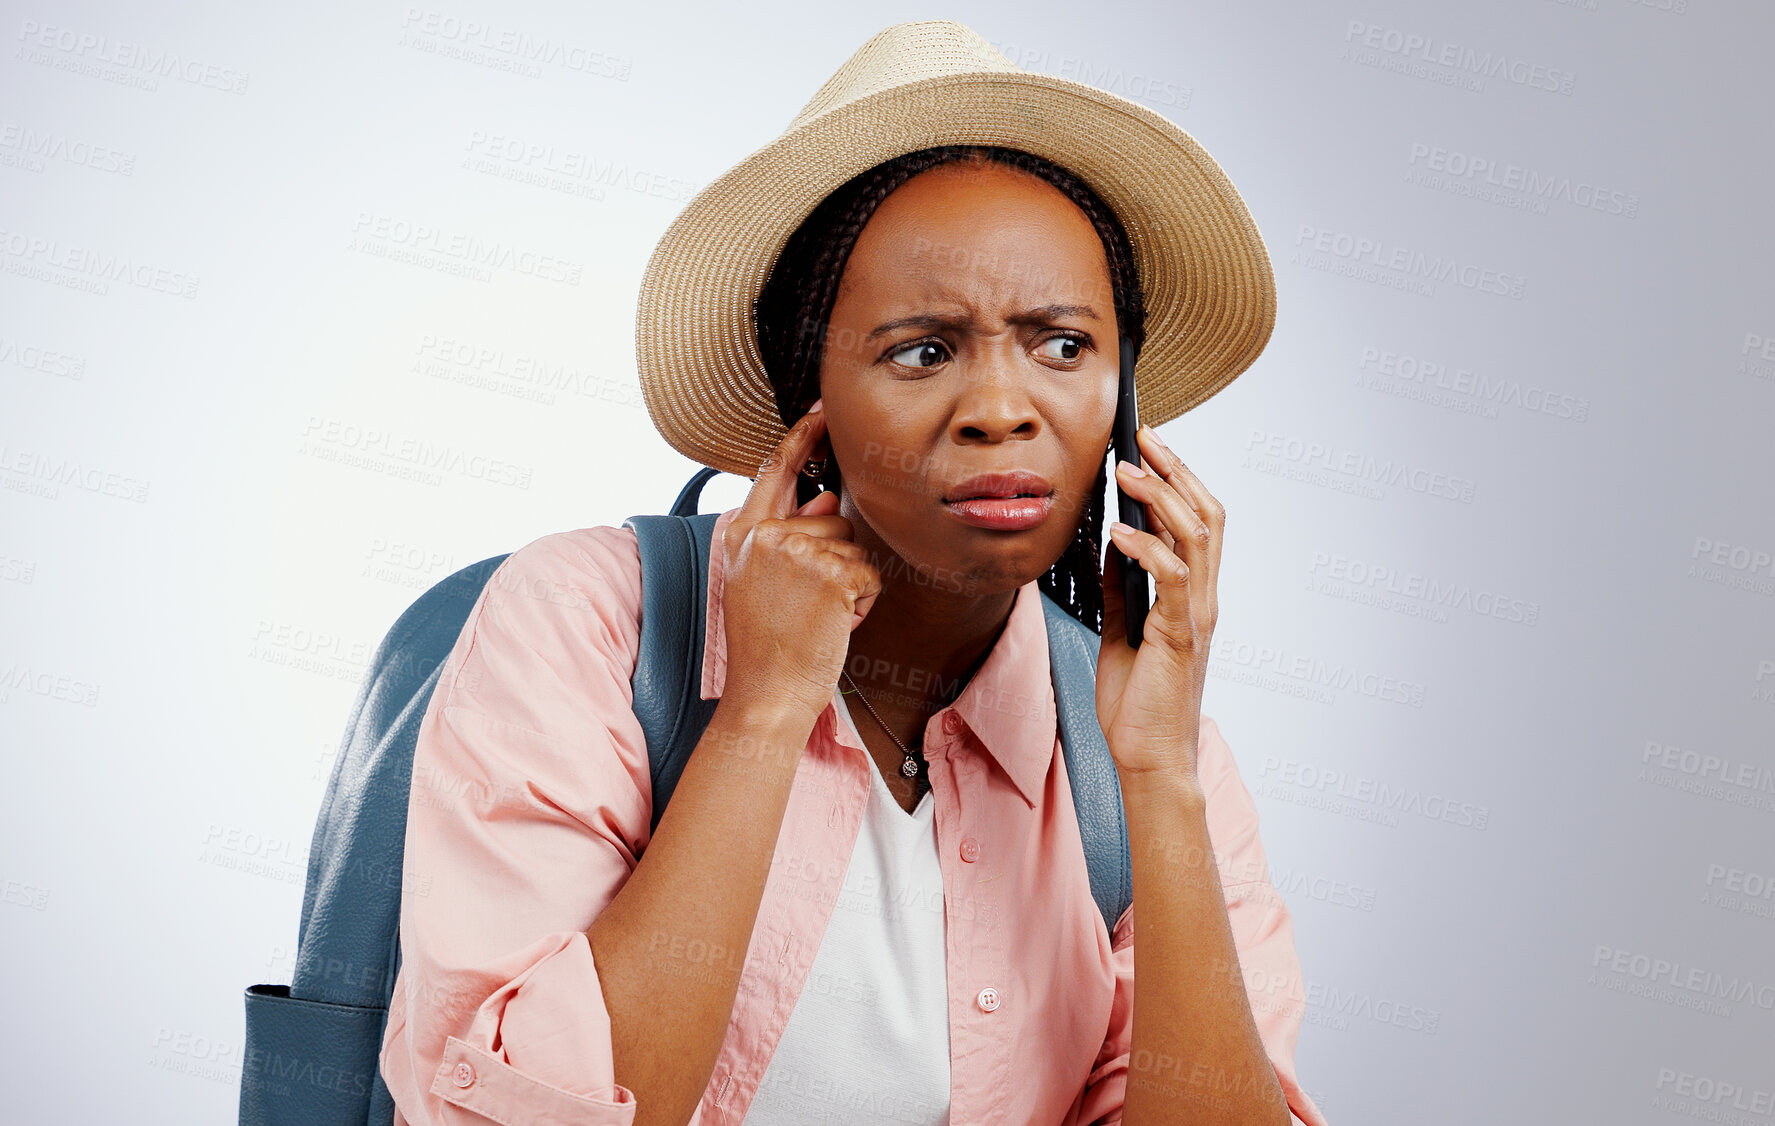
[378,528,659,1126]
[426,935,636,1125]
[1074,716,1331,1126]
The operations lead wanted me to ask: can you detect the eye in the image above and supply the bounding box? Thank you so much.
[887,339,951,369]
[1034,332,1089,362]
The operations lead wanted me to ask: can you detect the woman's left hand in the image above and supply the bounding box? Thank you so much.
[1096,424,1224,786]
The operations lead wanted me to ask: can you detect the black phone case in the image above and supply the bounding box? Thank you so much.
[1110,336,1150,648]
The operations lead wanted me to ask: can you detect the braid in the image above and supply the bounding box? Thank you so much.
[754,145,1147,635]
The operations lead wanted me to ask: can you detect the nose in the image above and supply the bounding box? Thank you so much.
[948,356,1041,445]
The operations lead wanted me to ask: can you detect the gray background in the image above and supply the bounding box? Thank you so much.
[4,1,1773,1122]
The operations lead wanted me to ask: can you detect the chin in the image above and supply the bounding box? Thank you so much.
[853,490,1077,600]
[906,531,1069,602]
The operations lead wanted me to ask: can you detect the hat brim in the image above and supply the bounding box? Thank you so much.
[636,71,1276,479]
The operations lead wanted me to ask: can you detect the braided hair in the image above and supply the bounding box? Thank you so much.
[753,145,1146,635]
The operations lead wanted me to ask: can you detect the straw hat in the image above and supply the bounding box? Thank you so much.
[635,19,1276,479]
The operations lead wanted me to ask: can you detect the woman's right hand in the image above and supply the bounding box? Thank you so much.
[717,400,881,726]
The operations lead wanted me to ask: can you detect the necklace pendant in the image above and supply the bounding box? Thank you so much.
[900,755,920,778]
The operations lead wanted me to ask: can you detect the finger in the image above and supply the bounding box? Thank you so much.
[851,588,878,628]
[1129,429,1220,629]
[1112,453,1176,555]
[772,513,855,543]
[741,403,829,525]
[1106,520,1196,643]
[843,557,882,628]
[1137,425,1224,592]
[1115,459,1210,607]
[793,489,840,518]
[1131,449,1217,630]
[779,533,874,622]
[803,537,869,564]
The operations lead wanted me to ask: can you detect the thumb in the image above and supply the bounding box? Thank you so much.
[794,490,840,517]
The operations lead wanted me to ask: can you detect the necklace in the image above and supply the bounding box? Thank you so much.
[839,670,924,779]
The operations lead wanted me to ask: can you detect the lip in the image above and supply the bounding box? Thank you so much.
[943,495,1055,531]
[941,470,1055,532]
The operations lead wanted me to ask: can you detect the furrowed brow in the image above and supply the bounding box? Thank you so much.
[864,304,1101,342]
[863,313,971,342]
[1006,303,1102,326]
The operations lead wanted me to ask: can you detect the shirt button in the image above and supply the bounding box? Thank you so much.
[959,837,980,863]
[943,712,965,735]
[976,986,1001,1013]
[451,1061,476,1088]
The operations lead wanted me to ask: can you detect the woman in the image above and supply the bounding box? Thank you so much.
[380,20,1327,1126]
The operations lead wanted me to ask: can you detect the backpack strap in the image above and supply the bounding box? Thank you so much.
[1040,594,1133,939]
[622,510,722,836]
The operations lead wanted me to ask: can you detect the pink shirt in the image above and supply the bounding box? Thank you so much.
[380,506,1330,1126]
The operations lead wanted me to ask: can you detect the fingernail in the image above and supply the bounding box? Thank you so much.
[1110,521,1135,535]
[809,398,823,413]
[1118,461,1146,478]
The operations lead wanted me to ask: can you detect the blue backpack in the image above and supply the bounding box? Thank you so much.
[237,467,1132,1126]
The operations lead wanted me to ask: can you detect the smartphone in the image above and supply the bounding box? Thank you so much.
[1109,335,1151,648]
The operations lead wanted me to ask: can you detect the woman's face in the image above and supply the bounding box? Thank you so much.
[819,158,1121,596]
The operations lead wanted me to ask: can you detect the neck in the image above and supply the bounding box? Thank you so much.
[838,495,1018,723]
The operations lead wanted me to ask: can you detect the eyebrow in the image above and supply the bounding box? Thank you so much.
[863,303,1103,342]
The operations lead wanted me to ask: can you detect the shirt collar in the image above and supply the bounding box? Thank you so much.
[700,506,1057,807]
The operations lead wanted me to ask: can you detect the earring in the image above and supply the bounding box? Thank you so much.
[800,457,827,478]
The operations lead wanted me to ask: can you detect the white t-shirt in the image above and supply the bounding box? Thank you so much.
[740,689,952,1126]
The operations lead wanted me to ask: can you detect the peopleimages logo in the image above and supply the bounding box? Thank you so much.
[1212,634,1429,708]
[1244,429,1477,504]
[1407,143,1638,217]
[0,123,136,175]
[0,229,200,299]
[1591,945,1775,1012]
[412,334,643,409]
[350,213,582,286]
[1357,346,1590,423]
[1259,757,1489,829]
[0,439,151,502]
[398,8,632,80]
[983,38,1192,109]
[463,132,700,204]
[1653,1069,1773,1120]
[1742,332,1775,381]
[0,336,86,380]
[1686,536,1775,598]
[1343,21,1576,95]
[297,416,535,490]
[1641,740,1775,797]
[1296,225,1526,300]
[1308,551,1541,626]
[14,20,251,94]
